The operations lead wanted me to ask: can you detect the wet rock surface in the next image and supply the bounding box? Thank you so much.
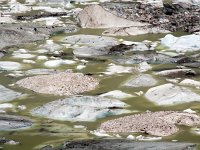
[16,72,99,96]
[0,23,77,51]
[31,96,130,122]
[55,140,196,150]
[123,74,157,87]
[145,83,200,105]
[114,51,191,64]
[0,85,23,103]
[99,111,200,136]
[0,114,32,130]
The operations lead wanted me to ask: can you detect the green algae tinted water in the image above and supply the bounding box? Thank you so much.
[1,1,200,150]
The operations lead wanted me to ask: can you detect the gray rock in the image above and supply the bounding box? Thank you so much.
[113,51,178,64]
[77,5,147,28]
[100,111,200,136]
[123,74,157,87]
[25,69,62,75]
[31,96,130,122]
[73,45,111,57]
[0,85,23,103]
[0,114,32,130]
[73,42,154,58]
[61,140,196,150]
[145,83,200,105]
[0,52,4,58]
[138,0,164,7]
[63,34,118,46]
[0,23,77,51]
[172,0,200,7]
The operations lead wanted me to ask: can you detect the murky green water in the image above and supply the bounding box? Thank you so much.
[1,1,200,150]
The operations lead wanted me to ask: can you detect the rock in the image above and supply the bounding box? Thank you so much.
[0,23,77,51]
[161,34,200,53]
[59,139,196,150]
[103,26,169,36]
[9,2,31,13]
[138,0,164,7]
[0,85,23,103]
[0,52,4,58]
[123,74,157,87]
[155,69,196,78]
[31,96,130,122]
[73,45,111,57]
[0,16,16,23]
[145,83,200,105]
[99,111,200,136]
[16,72,99,96]
[0,61,21,70]
[101,2,200,33]
[0,114,32,130]
[138,62,152,72]
[109,42,155,52]
[180,79,200,88]
[63,34,118,46]
[114,51,181,64]
[172,0,200,7]
[77,5,147,28]
[0,137,20,145]
[100,90,134,99]
[25,69,61,75]
[40,145,54,150]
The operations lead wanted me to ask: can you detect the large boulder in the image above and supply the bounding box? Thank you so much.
[77,5,147,28]
[99,111,200,136]
[0,23,76,51]
[0,114,32,130]
[31,96,130,122]
[161,34,200,53]
[145,83,200,105]
[16,72,99,96]
[58,139,196,150]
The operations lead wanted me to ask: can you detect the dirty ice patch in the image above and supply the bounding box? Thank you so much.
[104,63,137,75]
[161,34,200,52]
[0,61,21,70]
[44,59,76,67]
